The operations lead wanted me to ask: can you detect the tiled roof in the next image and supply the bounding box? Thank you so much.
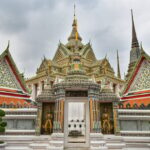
[0,96,31,106]
[0,48,28,92]
[0,87,36,108]
[120,98,150,109]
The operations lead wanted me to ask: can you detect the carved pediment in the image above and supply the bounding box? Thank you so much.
[53,43,71,62]
[99,59,114,75]
[37,58,51,74]
[0,58,21,89]
[128,59,150,92]
[80,44,96,62]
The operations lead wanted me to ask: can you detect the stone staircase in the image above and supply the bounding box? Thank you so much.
[104,135,126,150]
[90,133,108,150]
[48,133,64,150]
[4,135,51,150]
[2,134,150,150]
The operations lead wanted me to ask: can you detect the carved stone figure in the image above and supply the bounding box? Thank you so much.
[102,108,111,134]
[43,113,53,134]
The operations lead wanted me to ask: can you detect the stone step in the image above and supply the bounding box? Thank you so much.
[64,148,89,150]
[104,136,124,143]
[49,140,64,146]
[29,143,49,149]
[7,141,32,146]
[5,146,32,150]
[90,140,106,147]
[90,146,108,150]
[122,148,150,150]
[48,146,64,150]
[106,143,126,149]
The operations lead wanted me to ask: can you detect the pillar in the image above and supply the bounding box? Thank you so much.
[36,102,42,135]
[53,99,64,133]
[113,102,120,135]
[116,84,120,97]
[38,81,43,95]
[31,84,36,101]
[90,97,100,133]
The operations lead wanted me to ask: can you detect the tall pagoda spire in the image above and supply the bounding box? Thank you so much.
[68,4,82,41]
[131,9,139,48]
[129,10,141,63]
[126,10,141,80]
[117,50,121,79]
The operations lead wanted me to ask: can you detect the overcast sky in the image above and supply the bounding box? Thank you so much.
[0,0,150,79]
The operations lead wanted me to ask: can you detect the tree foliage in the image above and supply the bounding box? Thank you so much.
[0,109,7,133]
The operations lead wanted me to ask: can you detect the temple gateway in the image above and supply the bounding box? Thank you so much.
[26,8,125,148]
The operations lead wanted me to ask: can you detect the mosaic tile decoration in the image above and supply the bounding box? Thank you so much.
[0,58,21,89]
[129,59,150,91]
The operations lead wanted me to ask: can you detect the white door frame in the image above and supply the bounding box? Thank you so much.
[64,97,90,148]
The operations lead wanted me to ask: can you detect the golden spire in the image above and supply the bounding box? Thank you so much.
[67,4,82,41]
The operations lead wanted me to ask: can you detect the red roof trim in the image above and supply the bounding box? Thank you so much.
[0,91,30,98]
[122,93,150,100]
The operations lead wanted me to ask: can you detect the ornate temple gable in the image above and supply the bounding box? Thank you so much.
[0,49,27,92]
[80,43,97,62]
[53,43,71,63]
[36,58,51,74]
[98,58,114,76]
[123,53,150,94]
[128,59,150,92]
[87,58,115,77]
[0,58,21,89]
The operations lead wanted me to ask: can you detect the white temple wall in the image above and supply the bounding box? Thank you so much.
[118,109,150,136]
[3,108,37,134]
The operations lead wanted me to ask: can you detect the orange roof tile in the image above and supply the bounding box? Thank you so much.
[0,88,17,93]
[122,98,150,107]
[0,96,31,106]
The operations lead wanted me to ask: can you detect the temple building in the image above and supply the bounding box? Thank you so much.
[0,44,36,135]
[0,44,34,108]
[26,10,125,101]
[26,9,150,149]
[25,9,125,149]
[121,10,150,109]
[0,8,150,150]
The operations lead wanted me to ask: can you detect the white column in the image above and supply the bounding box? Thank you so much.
[116,84,120,97]
[37,84,40,96]
[31,84,36,101]
[110,82,113,91]
[38,81,43,95]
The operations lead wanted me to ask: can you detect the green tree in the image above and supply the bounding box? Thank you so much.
[0,109,7,143]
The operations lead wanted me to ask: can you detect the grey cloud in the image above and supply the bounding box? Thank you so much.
[0,0,150,78]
